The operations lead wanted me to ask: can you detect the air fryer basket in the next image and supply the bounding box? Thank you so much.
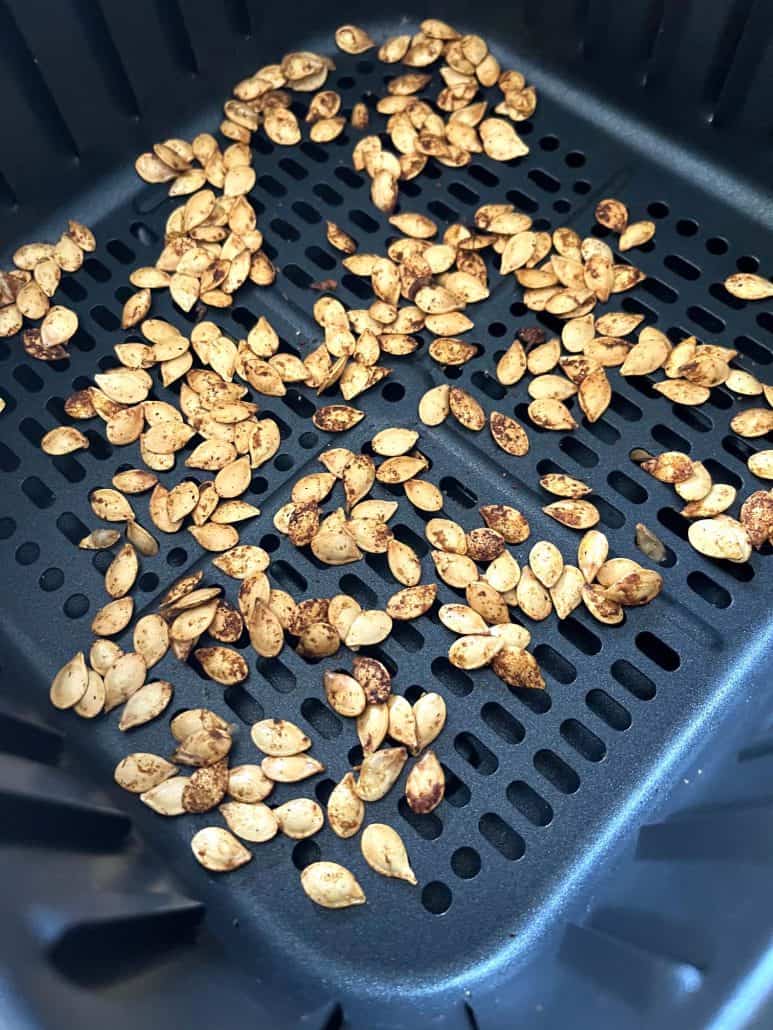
[1,3,773,1029]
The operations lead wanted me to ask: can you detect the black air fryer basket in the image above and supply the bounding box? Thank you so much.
[2,3,773,1028]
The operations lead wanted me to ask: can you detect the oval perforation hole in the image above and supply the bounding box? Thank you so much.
[454,732,498,775]
[558,617,601,656]
[442,765,471,807]
[257,657,296,692]
[702,458,743,490]
[586,688,632,730]
[300,697,343,739]
[506,781,553,827]
[398,797,442,840]
[338,573,378,608]
[534,749,580,794]
[390,620,424,653]
[0,440,21,472]
[271,559,308,594]
[607,470,647,504]
[292,840,321,870]
[651,423,691,453]
[478,813,524,860]
[583,418,620,445]
[635,631,680,671]
[560,718,606,762]
[610,658,656,701]
[471,370,506,400]
[421,881,452,915]
[450,846,481,879]
[533,644,576,684]
[222,684,264,724]
[609,392,643,422]
[673,405,713,433]
[480,702,525,744]
[687,570,732,609]
[439,476,477,509]
[22,476,55,509]
[559,437,599,468]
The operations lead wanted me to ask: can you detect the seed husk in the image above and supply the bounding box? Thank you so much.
[355,702,389,755]
[688,517,752,563]
[595,197,628,232]
[194,646,249,686]
[91,488,134,522]
[355,746,407,801]
[172,727,232,767]
[345,609,392,648]
[361,823,417,884]
[543,499,600,529]
[140,776,188,816]
[724,273,773,300]
[680,483,737,518]
[635,523,667,563]
[103,651,147,712]
[405,749,444,814]
[403,478,443,512]
[730,408,773,438]
[118,678,174,731]
[40,426,89,456]
[582,583,624,624]
[104,543,139,599]
[50,652,89,710]
[418,384,450,425]
[577,529,609,583]
[491,647,545,689]
[227,764,274,804]
[549,565,585,619]
[449,386,485,430]
[431,550,479,589]
[426,517,467,554]
[653,379,710,406]
[322,670,366,717]
[539,473,591,498]
[490,411,530,456]
[219,801,278,843]
[603,567,663,606]
[313,404,365,432]
[674,460,713,501]
[740,491,773,549]
[327,772,365,838]
[371,427,420,456]
[480,504,530,544]
[527,398,577,431]
[748,450,773,480]
[89,639,123,676]
[274,798,325,839]
[448,634,504,670]
[170,707,229,742]
[641,451,694,483]
[250,718,311,757]
[91,596,134,636]
[115,753,177,793]
[529,540,564,588]
[412,692,446,753]
[352,656,392,705]
[191,826,252,872]
[300,861,365,909]
[386,583,437,620]
[261,754,325,782]
[438,603,489,635]
[515,567,553,621]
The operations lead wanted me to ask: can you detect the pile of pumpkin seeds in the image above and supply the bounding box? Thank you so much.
[0,220,95,362]
[637,448,773,559]
[31,17,773,911]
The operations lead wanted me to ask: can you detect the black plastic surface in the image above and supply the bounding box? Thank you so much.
[1,5,773,1029]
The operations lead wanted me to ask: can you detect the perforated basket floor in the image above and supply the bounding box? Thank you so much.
[1,15,773,1030]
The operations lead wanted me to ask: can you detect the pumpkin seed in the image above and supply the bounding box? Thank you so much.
[480,504,530,543]
[250,719,311,758]
[418,384,450,425]
[195,646,249,685]
[491,647,545,689]
[140,776,188,816]
[261,754,324,782]
[219,801,278,843]
[275,798,325,839]
[345,609,392,648]
[355,746,407,801]
[322,772,365,840]
[529,540,564,587]
[730,408,773,438]
[361,823,417,885]
[50,652,89,710]
[300,861,365,908]
[688,517,752,563]
[405,749,445,814]
[724,273,773,300]
[115,753,177,793]
[448,634,503,669]
[386,583,437,620]
[543,499,600,529]
[91,597,134,636]
[173,727,232,767]
[748,450,773,480]
[228,764,274,803]
[431,550,479,588]
[740,491,773,549]
[582,583,624,625]
[191,826,252,872]
[119,680,173,731]
[170,707,229,742]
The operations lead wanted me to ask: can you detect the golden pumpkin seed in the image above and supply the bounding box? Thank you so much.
[191,826,251,872]
[119,680,173,731]
[115,752,177,793]
[582,583,624,625]
[140,776,187,816]
[543,499,600,529]
[405,749,444,814]
[300,861,365,908]
[91,597,134,636]
[355,746,407,801]
[327,772,365,838]
[261,754,324,783]
[219,801,278,843]
[50,652,89,710]
[361,823,417,884]
[173,727,232,767]
[274,798,325,839]
[228,764,274,803]
[688,517,751,562]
